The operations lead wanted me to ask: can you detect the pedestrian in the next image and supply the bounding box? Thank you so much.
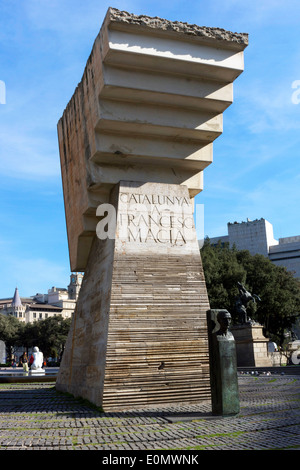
[29,354,34,369]
[22,352,29,372]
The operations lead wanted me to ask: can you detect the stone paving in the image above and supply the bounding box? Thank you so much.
[0,374,299,451]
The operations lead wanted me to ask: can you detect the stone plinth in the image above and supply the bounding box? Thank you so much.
[56,8,247,410]
[231,324,273,367]
[57,182,211,410]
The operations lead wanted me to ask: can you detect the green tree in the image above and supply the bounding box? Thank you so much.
[201,239,246,312]
[37,315,71,360]
[18,321,40,353]
[0,314,24,361]
[236,250,300,346]
[22,315,71,360]
[1,314,71,363]
[201,239,300,346]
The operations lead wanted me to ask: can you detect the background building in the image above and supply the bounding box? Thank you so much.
[206,218,300,278]
[0,273,83,323]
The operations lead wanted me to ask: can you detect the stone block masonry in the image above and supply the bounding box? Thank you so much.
[57,182,211,410]
[231,324,273,367]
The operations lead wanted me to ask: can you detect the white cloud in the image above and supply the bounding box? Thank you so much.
[23,0,141,38]
[25,0,106,33]
[238,82,300,134]
[207,0,300,27]
[0,252,70,298]
[0,126,60,180]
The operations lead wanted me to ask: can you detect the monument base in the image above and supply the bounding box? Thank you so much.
[56,181,211,411]
[231,324,272,367]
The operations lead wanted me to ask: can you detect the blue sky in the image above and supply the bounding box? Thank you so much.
[0,0,300,298]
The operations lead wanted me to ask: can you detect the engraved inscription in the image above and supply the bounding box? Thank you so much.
[118,192,194,245]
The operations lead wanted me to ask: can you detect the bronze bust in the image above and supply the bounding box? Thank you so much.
[215,310,234,340]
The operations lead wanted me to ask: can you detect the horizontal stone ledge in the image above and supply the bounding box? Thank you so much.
[104,340,208,346]
[102,389,211,400]
[104,47,244,81]
[90,152,211,173]
[101,89,231,116]
[104,27,246,78]
[99,90,231,116]
[98,98,222,130]
[92,133,213,170]
[88,160,205,183]
[102,383,211,393]
[104,360,209,367]
[95,119,221,144]
[102,63,234,99]
[102,381,211,389]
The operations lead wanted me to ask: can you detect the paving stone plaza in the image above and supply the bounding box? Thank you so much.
[0,373,299,451]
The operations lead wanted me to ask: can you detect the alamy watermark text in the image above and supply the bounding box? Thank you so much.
[291,80,300,104]
[0,80,6,104]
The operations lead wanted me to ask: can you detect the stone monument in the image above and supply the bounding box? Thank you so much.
[231,283,272,367]
[55,8,248,410]
[30,346,45,374]
[207,310,240,416]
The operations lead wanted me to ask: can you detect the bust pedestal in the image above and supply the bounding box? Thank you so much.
[207,310,240,416]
